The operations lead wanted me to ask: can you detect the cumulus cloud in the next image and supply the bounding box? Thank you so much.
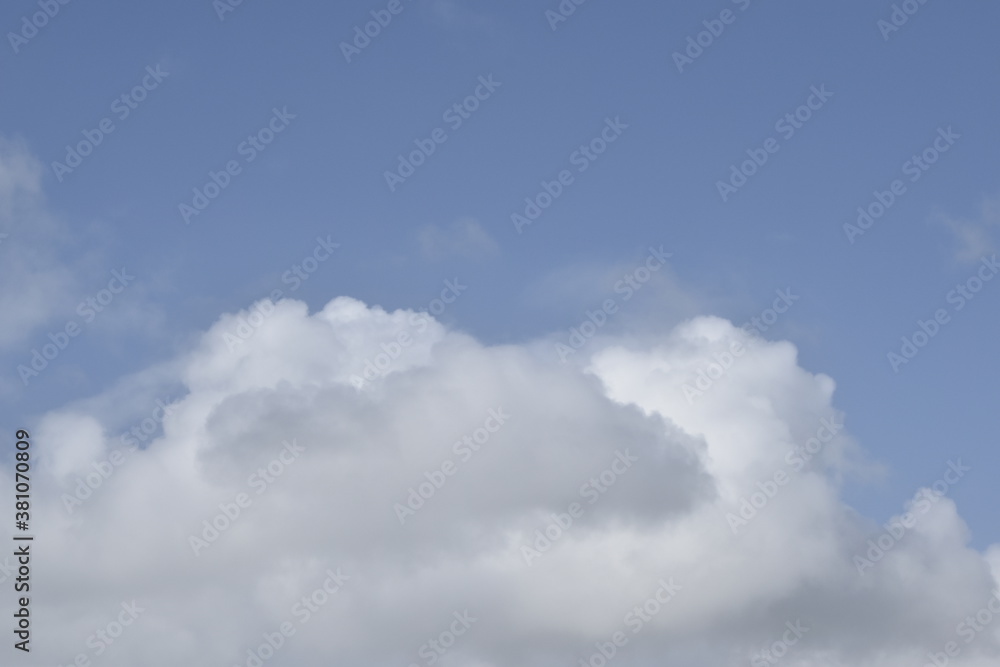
[4,297,1000,667]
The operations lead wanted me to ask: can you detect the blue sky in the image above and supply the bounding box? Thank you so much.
[2,2,1000,664]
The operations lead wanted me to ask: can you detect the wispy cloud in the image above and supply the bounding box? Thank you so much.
[418,217,499,261]
[941,194,1000,263]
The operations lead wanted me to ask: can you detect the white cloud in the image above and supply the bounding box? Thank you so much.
[4,297,999,666]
